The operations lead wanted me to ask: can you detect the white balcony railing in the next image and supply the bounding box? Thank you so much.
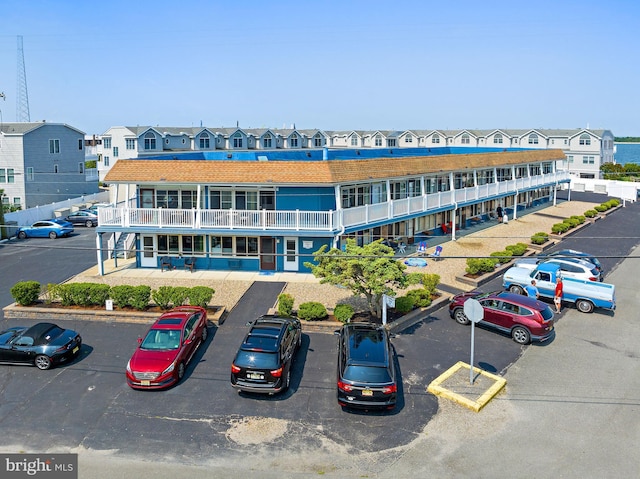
[98,171,569,232]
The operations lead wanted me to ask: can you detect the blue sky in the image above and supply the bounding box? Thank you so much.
[1,0,639,136]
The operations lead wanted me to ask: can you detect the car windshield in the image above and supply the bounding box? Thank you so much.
[343,365,392,383]
[140,329,181,350]
[234,350,279,369]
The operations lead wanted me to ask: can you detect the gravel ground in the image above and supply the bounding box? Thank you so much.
[70,200,598,313]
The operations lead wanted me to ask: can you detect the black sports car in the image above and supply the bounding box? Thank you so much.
[0,322,82,370]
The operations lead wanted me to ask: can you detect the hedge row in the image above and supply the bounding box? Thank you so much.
[10,281,214,310]
[465,242,528,275]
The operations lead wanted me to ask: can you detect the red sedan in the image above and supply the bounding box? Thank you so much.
[126,306,208,389]
[448,291,555,344]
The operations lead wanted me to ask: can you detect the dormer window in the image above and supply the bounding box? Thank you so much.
[432,135,440,144]
[374,135,382,147]
[493,134,503,144]
[290,134,298,148]
[144,132,156,150]
[579,134,591,146]
[233,133,243,148]
[461,134,470,145]
[199,133,210,149]
[528,134,539,145]
[263,133,272,148]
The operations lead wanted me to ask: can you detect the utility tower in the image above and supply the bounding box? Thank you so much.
[16,35,30,122]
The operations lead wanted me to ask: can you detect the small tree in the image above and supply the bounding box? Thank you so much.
[304,239,421,318]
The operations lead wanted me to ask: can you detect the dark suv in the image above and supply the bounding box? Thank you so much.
[335,323,397,410]
[230,315,302,395]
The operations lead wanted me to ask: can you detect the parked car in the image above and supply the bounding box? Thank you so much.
[539,249,604,275]
[0,322,82,370]
[449,291,555,344]
[87,203,112,215]
[65,209,98,227]
[230,315,302,394]
[126,306,209,390]
[335,322,397,410]
[16,219,74,239]
[513,257,601,282]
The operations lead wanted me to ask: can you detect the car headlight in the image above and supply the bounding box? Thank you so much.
[161,361,176,376]
[126,360,132,374]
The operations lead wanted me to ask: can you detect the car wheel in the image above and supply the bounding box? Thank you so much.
[576,299,594,313]
[18,231,27,239]
[453,308,470,325]
[509,285,524,295]
[85,220,94,227]
[297,332,302,348]
[176,362,185,380]
[49,231,57,239]
[283,369,291,391]
[201,326,208,342]
[511,326,531,345]
[34,355,52,370]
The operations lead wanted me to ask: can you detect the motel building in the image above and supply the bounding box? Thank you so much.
[96,147,569,275]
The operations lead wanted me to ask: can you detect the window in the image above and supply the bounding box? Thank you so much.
[567,155,574,164]
[582,156,595,164]
[104,156,110,167]
[493,134,503,144]
[144,132,156,150]
[6,168,14,183]
[432,135,440,144]
[156,190,179,208]
[314,135,323,147]
[461,134,470,144]
[125,138,135,149]
[54,164,59,174]
[210,236,233,255]
[579,134,591,146]
[0,169,4,182]
[1,196,8,207]
[13,197,21,207]
[236,236,259,256]
[263,134,272,148]
[27,167,34,181]
[103,137,111,149]
[233,133,243,148]
[209,190,233,209]
[374,135,382,147]
[290,134,298,148]
[350,136,358,146]
[181,190,197,209]
[49,139,60,154]
[199,133,210,149]
[528,134,539,145]
[405,135,413,144]
[113,146,119,157]
[182,138,186,144]
[78,139,83,150]
[387,139,396,147]
[78,163,84,174]
[181,235,204,255]
[165,139,169,145]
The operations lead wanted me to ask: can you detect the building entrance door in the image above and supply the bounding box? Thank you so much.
[260,237,276,271]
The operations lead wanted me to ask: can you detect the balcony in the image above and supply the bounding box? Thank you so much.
[98,171,569,233]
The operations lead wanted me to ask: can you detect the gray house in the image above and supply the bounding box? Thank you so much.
[0,122,99,209]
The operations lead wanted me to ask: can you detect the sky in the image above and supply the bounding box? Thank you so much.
[1,0,639,136]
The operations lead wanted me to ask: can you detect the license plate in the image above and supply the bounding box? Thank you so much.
[248,373,264,380]
[72,346,79,354]
[362,388,373,397]
[141,380,150,386]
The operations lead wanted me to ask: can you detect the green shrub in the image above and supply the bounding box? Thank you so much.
[333,303,354,323]
[420,273,440,295]
[406,288,432,308]
[571,215,586,224]
[394,296,415,314]
[86,284,111,306]
[54,283,109,306]
[551,222,570,234]
[584,209,597,218]
[505,242,528,256]
[490,250,512,264]
[110,285,134,308]
[531,232,549,245]
[188,286,214,308]
[152,286,174,310]
[564,217,580,228]
[10,281,41,306]
[466,258,498,275]
[170,287,190,307]
[277,293,294,317]
[594,205,607,212]
[609,198,620,207]
[297,301,328,321]
[130,285,151,310]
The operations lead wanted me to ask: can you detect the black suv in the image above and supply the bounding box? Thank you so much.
[230,315,302,395]
[335,323,397,410]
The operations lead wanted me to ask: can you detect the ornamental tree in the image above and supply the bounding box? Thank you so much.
[303,239,421,318]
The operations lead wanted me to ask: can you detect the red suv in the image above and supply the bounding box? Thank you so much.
[448,291,555,344]
[126,306,208,389]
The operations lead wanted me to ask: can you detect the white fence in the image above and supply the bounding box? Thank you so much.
[4,192,111,226]
[571,178,638,202]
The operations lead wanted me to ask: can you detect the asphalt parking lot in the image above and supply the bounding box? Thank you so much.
[1,191,638,478]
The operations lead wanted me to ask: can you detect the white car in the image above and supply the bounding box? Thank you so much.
[513,257,602,282]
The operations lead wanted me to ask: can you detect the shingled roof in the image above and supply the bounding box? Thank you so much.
[105,149,565,185]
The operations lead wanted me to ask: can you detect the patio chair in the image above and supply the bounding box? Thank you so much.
[428,245,443,261]
[416,241,428,255]
[397,242,407,254]
[184,256,196,272]
[160,256,173,272]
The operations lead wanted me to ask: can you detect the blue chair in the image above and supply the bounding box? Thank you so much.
[417,241,428,255]
[429,245,443,261]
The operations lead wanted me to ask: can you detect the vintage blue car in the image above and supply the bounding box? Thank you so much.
[16,219,74,239]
